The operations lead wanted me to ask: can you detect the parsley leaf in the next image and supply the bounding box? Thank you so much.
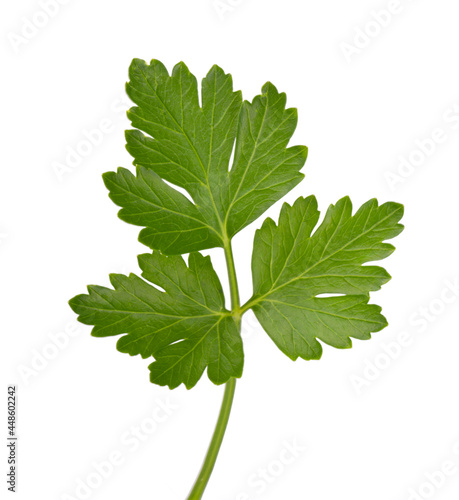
[104,59,307,254]
[70,59,404,387]
[69,59,405,499]
[246,196,404,361]
[69,252,243,389]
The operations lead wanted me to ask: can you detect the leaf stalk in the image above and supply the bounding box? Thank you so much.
[186,238,241,499]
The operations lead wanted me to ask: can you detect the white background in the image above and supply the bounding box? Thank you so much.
[2,1,459,499]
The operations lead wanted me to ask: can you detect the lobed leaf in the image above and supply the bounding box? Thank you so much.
[104,59,307,254]
[69,252,243,389]
[248,196,404,361]
[70,59,404,390]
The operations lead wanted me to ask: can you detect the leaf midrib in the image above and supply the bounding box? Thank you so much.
[109,172,221,238]
[136,62,227,238]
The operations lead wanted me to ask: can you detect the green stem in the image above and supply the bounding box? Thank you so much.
[186,239,241,500]
[223,238,241,314]
[186,378,237,500]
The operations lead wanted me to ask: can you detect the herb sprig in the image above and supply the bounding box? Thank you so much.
[70,59,404,499]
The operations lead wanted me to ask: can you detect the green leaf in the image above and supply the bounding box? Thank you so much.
[247,196,404,361]
[70,58,404,396]
[69,252,243,389]
[104,59,307,255]
[103,167,221,254]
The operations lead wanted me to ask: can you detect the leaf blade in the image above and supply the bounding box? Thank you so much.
[249,196,404,360]
[69,252,243,389]
[105,60,308,254]
[103,167,222,254]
